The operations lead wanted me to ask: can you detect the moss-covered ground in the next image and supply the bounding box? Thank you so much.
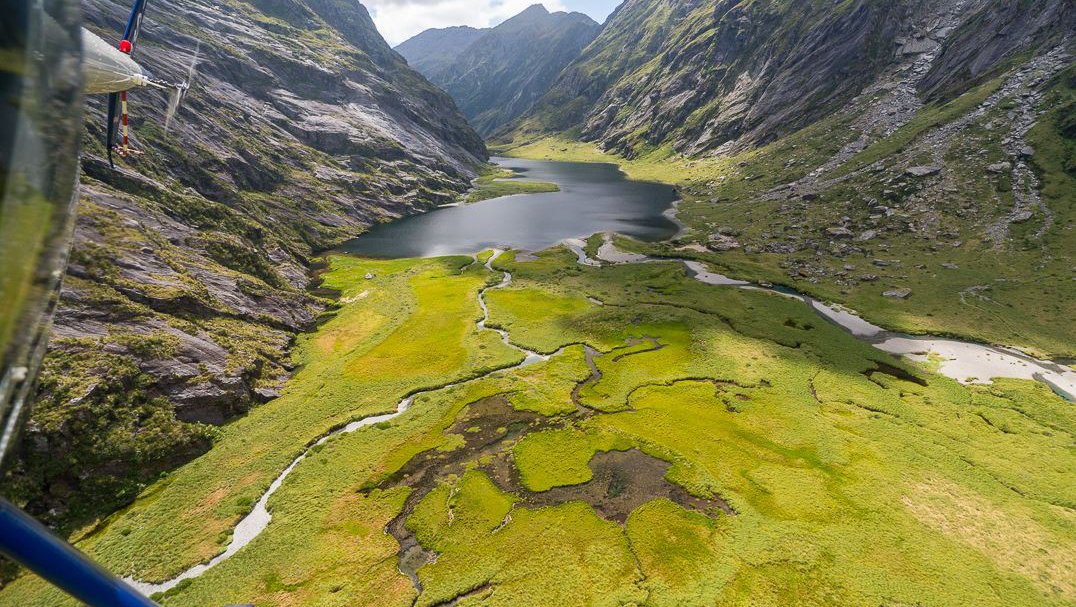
[2,246,1072,606]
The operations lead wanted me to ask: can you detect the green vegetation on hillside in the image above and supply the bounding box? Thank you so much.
[2,246,1071,606]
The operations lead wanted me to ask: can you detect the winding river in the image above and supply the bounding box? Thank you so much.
[130,157,1074,597]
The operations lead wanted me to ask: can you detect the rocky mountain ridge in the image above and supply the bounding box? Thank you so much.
[397,4,601,135]
[394,25,489,81]
[509,0,1073,157]
[1,0,485,533]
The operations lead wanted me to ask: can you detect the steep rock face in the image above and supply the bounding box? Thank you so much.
[920,0,1076,100]
[397,4,601,135]
[395,26,489,79]
[1,0,484,531]
[515,0,924,154]
[515,0,704,134]
[510,0,1071,157]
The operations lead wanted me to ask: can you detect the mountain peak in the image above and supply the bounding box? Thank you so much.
[399,2,602,135]
[502,3,554,25]
[506,4,598,29]
[520,4,550,17]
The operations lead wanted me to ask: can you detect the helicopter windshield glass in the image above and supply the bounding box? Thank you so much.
[0,0,83,465]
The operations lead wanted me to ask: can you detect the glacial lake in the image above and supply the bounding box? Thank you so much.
[337,157,679,258]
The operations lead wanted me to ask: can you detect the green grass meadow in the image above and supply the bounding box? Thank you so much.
[2,247,1071,606]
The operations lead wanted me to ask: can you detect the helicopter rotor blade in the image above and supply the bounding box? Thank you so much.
[164,40,199,133]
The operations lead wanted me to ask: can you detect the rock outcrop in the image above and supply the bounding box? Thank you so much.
[919,0,1075,100]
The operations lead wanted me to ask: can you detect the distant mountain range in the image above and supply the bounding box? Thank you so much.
[395,25,489,79]
[396,4,601,135]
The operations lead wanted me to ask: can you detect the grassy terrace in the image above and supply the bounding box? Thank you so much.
[3,248,1072,606]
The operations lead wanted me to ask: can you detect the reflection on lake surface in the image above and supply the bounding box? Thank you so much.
[338,157,679,258]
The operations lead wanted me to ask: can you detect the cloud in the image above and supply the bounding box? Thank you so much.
[364,0,568,46]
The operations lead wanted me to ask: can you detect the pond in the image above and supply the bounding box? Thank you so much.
[337,157,679,258]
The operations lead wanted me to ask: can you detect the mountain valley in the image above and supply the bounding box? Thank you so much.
[0,1,1073,605]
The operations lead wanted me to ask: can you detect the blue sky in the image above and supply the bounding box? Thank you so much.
[564,0,622,22]
[366,1,623,46]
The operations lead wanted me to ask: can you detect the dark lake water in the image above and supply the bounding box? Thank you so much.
[337,157,679,258]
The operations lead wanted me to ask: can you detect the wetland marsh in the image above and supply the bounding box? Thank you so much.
[3,162,1072,607]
